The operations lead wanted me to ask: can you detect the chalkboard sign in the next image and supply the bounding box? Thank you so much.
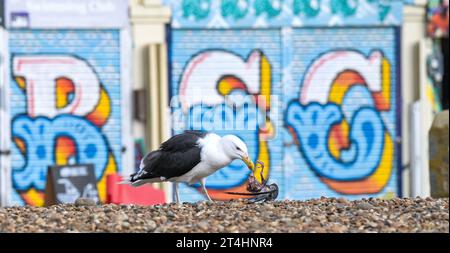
[45,164,99,206]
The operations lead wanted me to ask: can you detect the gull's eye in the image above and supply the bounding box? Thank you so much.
[236,146,241,151]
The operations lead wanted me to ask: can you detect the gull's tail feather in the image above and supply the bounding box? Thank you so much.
[118,173,136,185]
[129,180,149,187]
[117,173,163,187]
[118,178,131,185]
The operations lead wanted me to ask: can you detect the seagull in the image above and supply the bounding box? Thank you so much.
[122,130,255,203]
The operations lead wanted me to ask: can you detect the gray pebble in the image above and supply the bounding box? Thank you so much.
[0,198,447,233]
[74,198,96,207]
[356,202,375,210]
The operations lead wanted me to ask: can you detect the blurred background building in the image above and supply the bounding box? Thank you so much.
[0,0,448,206]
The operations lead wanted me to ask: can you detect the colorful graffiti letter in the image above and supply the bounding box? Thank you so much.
[254,0,284,19]
[11,55,117,206]
[286,50,394,195]
[13,56,103,118]
[221,0,250,20]
[182,0,212,21]
[293,0,322,17]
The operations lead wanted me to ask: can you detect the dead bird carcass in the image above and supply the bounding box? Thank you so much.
[226,161,279,202]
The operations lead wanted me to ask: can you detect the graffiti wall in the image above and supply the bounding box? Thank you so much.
[169,26,399,201]
[284,28,399,199]
[170,29,284,201]
[9,29,122,206]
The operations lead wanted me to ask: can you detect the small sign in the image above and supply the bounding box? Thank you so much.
[10,12,29,28]
[45,164,99,206]
[5,0,129,29]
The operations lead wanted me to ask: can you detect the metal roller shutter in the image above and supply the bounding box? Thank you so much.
[170,29,284,202]
[9,29,123,206]
[284,27,399,199]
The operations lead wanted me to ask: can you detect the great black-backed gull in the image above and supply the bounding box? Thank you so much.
[122,130,255,203]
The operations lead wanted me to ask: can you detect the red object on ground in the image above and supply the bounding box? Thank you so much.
[106,173,166,205]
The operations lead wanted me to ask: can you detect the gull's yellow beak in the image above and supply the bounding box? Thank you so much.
[242,156,254,171]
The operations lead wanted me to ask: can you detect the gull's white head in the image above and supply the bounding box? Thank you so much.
[221,135,254,171]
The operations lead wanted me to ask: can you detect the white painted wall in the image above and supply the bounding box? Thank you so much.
[0,28,11,206]
[129,0,170,143]
[129,0,172,201]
